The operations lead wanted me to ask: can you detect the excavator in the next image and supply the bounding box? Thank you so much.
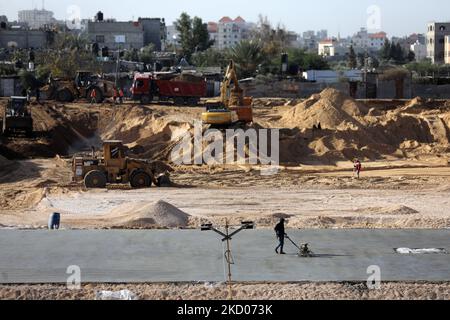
[202,60,253,126]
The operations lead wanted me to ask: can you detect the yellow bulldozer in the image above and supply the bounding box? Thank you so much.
[72,140,168,189]
[41,71,115,103]
[202,60,253,126]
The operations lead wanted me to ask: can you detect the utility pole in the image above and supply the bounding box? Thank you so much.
[201,220,254,300]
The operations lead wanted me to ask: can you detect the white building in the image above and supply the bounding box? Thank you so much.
[18,9,56,29]
[410,41,427,61]
[427,22,450,64]
[303,70,362,83]
[166,25,180,46]
[351,28,387,51]
[318,39,346,57]
[445,36,450,64]
[209,16,254,50]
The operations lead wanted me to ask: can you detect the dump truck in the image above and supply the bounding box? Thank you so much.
[72,140,163,189]
[1,96,33,136]
[41,71,115,103]
[202,60,253,126]
[130,72,207,105]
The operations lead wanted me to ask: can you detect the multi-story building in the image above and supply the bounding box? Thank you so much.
[138,18,166,51]
[427,22,450,64]
[18,9,56,29]
[351,28,387,51]
[445,36,450,64]
[316,29,328,41]
[207,22,219,46]
[166,25,180,46]
[209,16,253,50]
[318,38,347,57]
[411,41,427,61]
[86,20,144,51]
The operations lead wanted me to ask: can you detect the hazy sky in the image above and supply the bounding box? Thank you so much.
[2,0,450,37]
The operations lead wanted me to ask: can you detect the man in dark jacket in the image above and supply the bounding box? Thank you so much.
[275,218,287,254]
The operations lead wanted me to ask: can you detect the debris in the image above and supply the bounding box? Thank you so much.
[95,289,138,300]
[395,248,447,255]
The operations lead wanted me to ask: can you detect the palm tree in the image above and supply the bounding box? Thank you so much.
[227,40,266,78]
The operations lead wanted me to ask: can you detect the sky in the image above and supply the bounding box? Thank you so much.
[2,0,450,37]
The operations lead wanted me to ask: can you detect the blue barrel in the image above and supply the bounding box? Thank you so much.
[48,212,61,230]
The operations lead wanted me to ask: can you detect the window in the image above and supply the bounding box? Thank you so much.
[110,147,120,159]
[96,35,105,43]
[440,26,446,31]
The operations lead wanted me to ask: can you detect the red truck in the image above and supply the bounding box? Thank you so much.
[130,72,207,105]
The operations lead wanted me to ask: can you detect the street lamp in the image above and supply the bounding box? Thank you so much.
[201,220,255,300]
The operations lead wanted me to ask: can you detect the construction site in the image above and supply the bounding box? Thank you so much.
[1,4,450,303]
[1,80,450,299]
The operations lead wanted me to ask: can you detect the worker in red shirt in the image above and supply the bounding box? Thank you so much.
[354,159,362,179]
[119,88,124,104]
[90,89,97,105]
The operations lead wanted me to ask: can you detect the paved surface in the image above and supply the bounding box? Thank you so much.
[0,229,449,283]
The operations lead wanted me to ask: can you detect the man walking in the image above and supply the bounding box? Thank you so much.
[275,218,287,255]
[90,89,97,105]
[119,88,124,104]
[354,159,362,179]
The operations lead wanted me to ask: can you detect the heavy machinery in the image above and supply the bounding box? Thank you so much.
[72,140,161,189]
[202,60,253,126]
[1,96,33,136]
[130,72,207,105]
[41,71,115,103]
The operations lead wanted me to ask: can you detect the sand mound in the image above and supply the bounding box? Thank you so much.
[281,89,368,130]
[358,205,419,216]
[112,200,190,229]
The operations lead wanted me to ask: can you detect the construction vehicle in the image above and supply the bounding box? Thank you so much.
[41,71,115,103]
[72,140,162,189]
[130,72,207,105]
[202,60,253,126]
[1,96,33,136]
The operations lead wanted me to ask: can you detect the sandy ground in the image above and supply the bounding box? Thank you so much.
[1,282,449,300]
[2,94,450,299]
[1,159,450,229]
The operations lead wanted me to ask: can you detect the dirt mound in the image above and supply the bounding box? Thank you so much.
[358,205,419,216]
[281,88,368,130]
[112,200,190,229]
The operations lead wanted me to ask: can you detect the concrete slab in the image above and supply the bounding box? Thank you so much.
[0,229,449,283]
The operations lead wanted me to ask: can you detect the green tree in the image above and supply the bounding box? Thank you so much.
[191,48,226,68]
[380,39,391,61]
[348,45,357,69]
[192,17,213,51]
[139,44,155,64]
[282,48,329,73]
[123,48,139,62]
[35,34,100,78]
[227,40,266,78]
[251,15,291,57]
[175,12,212,58]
